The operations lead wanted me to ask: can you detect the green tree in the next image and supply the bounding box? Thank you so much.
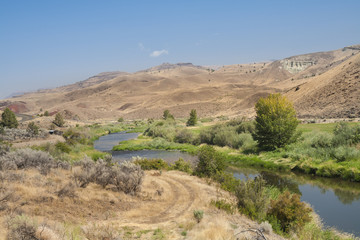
[53,113,65,127]
[27,122,39,135]
[186,109,197,126]
[1,107,18,129]
[163,109,174,120]
[253,93,299,150]
[44,111,49,116]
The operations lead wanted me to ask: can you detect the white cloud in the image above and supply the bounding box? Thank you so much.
[150,49,169,57]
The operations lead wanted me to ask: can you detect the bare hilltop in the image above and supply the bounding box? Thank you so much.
[1,45,359,120]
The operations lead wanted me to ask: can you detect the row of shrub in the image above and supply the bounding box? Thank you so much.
[0,148,70,175]
[143,118,257,151]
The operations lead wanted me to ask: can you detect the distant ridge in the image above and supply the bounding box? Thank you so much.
[1,44,359,120]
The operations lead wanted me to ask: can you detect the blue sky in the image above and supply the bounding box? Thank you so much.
[1,0,360,99]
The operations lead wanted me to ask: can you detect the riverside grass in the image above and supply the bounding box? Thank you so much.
[111,120,360,181]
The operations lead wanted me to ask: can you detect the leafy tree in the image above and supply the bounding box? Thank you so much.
[253,94,299,150]
[27,122,39,135]
[186,109,197,126]
[163,109,174,120]
[44,111,49,116]
[53,113,65,127]
[1,107,18,129]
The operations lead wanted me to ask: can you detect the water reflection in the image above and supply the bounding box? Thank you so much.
[259,171,301,195]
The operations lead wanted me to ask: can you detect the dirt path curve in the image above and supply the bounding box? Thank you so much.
[15,113,33,123]
[116,171,200,226]
[139,174,196,224]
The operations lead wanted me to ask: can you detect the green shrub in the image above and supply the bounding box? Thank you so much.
[235,176,269,221]
[333,122,360,147]
[63,128,89,145]
[309,132,333,148]
[174,128,194,144]
[268,191,312,233]
[44,110,49,116]
[1,107,18,129]
[163,110,174,120]
[55,142,71,153]
[331,146,360,162]
[133,158,169,170]
[195,145,225,177]
[53,113,65,127]
[0,125,4,134]
[171,158,192,174]
[253,93,299,150]
[144,121,176,141]
[236,121,255,134]
[118,117,124,122]
[26,122,39,135]
[193,210,204,223]
[213,171,240,192]
[186,109,197,126]
[213,129,238,148]
[211,199,236,214]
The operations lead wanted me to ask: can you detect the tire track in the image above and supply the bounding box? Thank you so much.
[140,174,196,224]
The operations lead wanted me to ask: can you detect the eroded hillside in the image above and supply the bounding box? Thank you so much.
[1,45,359,120]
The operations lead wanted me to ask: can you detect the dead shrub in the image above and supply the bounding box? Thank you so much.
[82,224,121,240]
[0,183,13,212]
[7,214,38,240]
[57,182,76,198]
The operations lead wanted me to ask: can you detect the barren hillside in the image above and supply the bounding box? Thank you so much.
[1,45,359,120]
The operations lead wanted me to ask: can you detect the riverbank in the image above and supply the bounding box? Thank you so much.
[111,120,360,182]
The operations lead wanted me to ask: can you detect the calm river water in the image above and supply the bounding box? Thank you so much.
[94,132,360,237]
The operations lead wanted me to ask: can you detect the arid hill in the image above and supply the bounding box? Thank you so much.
[1,45,359,120]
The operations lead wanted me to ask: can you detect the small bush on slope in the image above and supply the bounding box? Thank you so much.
[74,157,144,195]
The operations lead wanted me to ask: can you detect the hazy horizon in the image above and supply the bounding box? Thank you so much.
[1,0,360,99]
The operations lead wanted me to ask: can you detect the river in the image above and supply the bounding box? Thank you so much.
[94,132,360,237]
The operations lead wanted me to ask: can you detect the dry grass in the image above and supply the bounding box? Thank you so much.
[0,167,285,239]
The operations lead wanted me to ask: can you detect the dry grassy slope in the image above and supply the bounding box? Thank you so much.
[0,169,284,240]
[286,52,360,118]
[2,45,359,120]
